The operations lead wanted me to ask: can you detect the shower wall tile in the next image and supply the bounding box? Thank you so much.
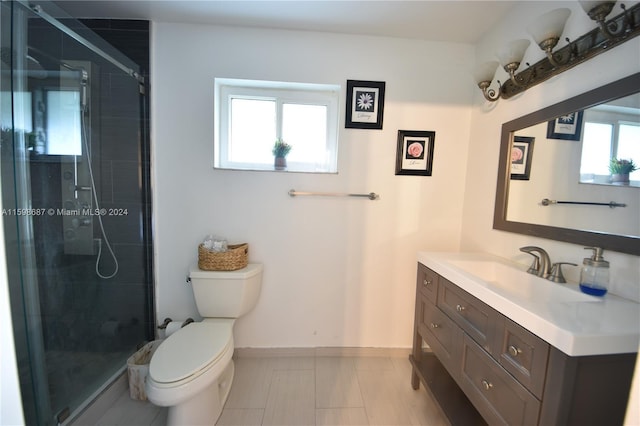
[99,117,141,162]
[99,201,144,245]
[110,243,147,284]
[110,160,143,203]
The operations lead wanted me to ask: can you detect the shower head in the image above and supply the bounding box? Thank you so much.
[0,46,48,78]
[2,46,89,110]
[27,46,85,74]
[26,46,89,110]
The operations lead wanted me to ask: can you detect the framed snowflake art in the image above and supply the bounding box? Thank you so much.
[546,110,584,141]
[345,80,385,129]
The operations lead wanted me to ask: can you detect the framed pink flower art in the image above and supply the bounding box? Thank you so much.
[510,136,535,180]
[395,130,435,176]
[345,80,385,130]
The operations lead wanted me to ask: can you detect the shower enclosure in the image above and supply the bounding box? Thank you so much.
[1,2,153,424]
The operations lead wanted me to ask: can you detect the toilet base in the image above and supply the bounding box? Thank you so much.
[166,360,235,426]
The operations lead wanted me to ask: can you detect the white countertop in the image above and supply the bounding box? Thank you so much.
[417,251,640,357]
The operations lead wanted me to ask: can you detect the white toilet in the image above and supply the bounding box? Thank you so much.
[146,263,262,425]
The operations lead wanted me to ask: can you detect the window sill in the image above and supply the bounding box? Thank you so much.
[213,165,338,174]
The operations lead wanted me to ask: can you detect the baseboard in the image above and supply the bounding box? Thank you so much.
[234,347,412,358]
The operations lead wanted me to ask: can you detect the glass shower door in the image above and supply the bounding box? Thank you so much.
[1,2,153,424]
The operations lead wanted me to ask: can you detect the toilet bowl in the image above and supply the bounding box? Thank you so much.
[146,264,262,425]
[146,319,235,424]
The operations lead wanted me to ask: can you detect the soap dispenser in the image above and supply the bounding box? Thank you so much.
[579,247,610,296]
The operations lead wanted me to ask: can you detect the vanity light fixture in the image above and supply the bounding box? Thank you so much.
[474,61,500,101]
[526,8,572,67]
[496,39,531,87]
[580,0,632,38]
[475,1,640,101]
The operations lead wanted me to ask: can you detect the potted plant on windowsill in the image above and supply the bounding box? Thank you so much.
[272,138,292,171]
[609,158,637,184]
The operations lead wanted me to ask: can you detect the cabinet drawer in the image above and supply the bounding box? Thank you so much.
[437,278,498,353]
[417,294,459,376]
[416,263,438,303]
[496,317,549,399]
[460,334,540,426]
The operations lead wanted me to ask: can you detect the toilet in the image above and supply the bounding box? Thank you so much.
[146,263,262,425]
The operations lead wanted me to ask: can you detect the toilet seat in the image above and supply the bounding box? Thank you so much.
[150,321,233,384]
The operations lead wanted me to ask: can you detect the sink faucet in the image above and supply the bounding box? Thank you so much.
[519,246,551,278]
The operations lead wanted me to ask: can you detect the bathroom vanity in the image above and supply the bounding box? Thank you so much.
[410,252,639,426]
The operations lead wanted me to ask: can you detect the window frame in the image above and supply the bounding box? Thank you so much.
[214,78,340,173]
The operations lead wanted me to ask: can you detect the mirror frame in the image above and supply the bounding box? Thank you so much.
[494,72,640,256]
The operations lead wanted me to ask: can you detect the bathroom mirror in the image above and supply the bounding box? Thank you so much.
[494,73,640,256]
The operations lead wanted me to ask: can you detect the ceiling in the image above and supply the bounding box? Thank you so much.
[54,1,516,44]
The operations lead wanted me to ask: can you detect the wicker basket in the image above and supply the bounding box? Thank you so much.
[198,243,248,271]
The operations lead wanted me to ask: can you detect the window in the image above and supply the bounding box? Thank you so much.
[580,122,613,177]
[46,90,82,155]
[214,78,340,173]
[580,120,640,183]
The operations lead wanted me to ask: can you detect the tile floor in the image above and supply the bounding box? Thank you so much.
[84,353,448,426]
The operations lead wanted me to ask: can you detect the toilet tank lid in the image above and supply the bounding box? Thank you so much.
[189,263,263,280]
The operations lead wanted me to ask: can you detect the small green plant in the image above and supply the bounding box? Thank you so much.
[608,158,637,174]
[272,138,292,158]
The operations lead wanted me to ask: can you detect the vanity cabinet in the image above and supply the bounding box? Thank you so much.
[410,263,637,426]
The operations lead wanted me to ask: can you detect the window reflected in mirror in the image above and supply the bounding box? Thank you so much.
[579,93,640,187]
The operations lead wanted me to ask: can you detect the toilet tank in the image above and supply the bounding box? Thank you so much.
[188,263,262,318]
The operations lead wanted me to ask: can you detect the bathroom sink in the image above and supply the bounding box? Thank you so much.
[447,259,601,304]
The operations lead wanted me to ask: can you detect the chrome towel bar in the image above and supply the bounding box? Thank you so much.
[289,189,379,200]
[541,198,626,208]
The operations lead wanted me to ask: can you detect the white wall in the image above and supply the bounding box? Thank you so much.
[151,23,476,348]
[462,1,640,301]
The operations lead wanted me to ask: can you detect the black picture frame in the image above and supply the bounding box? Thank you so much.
[510,136,535,180]
[546,110,584,140]
[395,130,435,176]
[345,80,385,129]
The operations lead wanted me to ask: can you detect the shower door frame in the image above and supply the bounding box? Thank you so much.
[2,2,152,424]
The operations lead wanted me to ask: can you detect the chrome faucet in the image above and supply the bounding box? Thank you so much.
[519,246,551,278]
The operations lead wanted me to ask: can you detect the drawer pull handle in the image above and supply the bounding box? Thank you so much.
[481,379,493,391]
[430,323,439,329]
[508,345,522,357]
[456,304,466,312]
[423,279,432,287]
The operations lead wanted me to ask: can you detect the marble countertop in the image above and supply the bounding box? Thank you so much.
[417,251,640,356]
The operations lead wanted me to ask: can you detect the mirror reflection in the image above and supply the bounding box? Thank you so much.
[508,92,640,237]
[579,93,640,187]
[494,73,640,255]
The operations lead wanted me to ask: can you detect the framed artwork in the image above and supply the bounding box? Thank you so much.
[345,80,385,129]
[546,110,583,141]
[511,136,534,180]
[395,130,435,176]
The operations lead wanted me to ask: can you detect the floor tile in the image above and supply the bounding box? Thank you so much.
[352,356,395,371]
[225,358,274,409]
[78,352,449,426]
[356,369,414,426]
[262,370,316,426]
[216,408,264,425]
[269,355,315,371]
[315,357,364,408]
[94,392,164,426]
[316,407,370,425]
